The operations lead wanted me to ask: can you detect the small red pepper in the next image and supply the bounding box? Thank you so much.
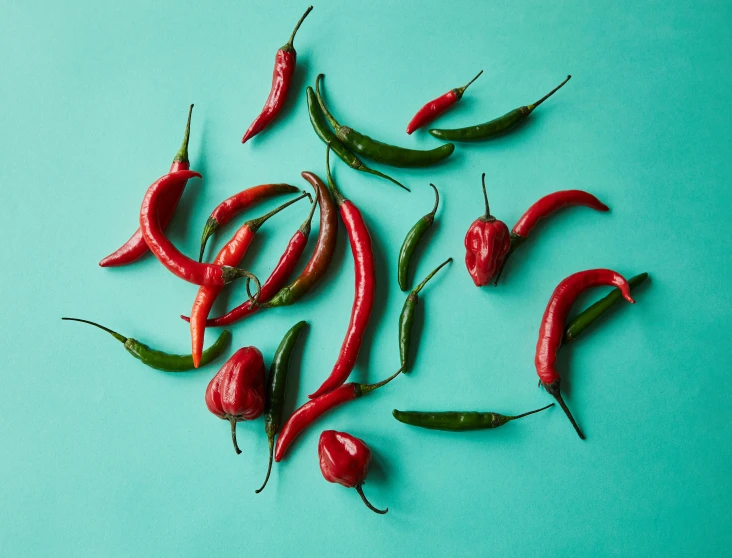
[536,269,635,439]
[406,70,483,135]
[464,173,511,286]
[241,6,313,144]
[318,430,388,514]
[205,347,266,454]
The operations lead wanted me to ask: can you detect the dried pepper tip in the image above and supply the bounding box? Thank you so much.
[454,70,484,99]
[528,75,571,111]
[356,485,388,515]
[61,317,128,343]
[543,380,585,440]
[173,104,194,164]
[412,257,452,295]
[198,217,220,263]
[283,5,314,51]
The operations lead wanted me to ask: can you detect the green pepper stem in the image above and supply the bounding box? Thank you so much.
[62,317,128,343]
[412,257,452,295]
[455,70,483,97]
[246,192,311,233]
[325,145,346,205]
[358,367,403,396]
[230,418,242,455]
[361,166,410,192]
[255,436,275,493]
[480,173,492,219]
[543,381,585,440]
[529,75,571,110]
[173,104,194,164]
[198,217,219,263]
[492,233,525,286]
[315,74,342,132]
[285,5,313,49]
[427,183,439,218]
[299,195,319,236]
[509,403,554,421]
[355,484,388,514]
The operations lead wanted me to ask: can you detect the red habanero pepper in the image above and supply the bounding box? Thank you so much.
[319,430,387,514]
[139,171,259,288]
[536,269,635,439]
[308,147,375,399]
[464,173,511,286]
[241,6,314,144]
[100,105,195,267]
[198,183,300,262]
[275,368,401,462]
[206,347,266,454]
[189,194,308,367]
[406,71,483,135]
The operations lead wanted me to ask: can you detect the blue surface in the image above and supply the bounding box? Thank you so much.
[2,1,731,556]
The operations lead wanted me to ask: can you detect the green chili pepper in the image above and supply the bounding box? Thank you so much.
[564,272,649,344]
[392,404,554,431]
[307,87,408,192]
[315,74,455,168]
[256,320,307,494]
[397,184,439,291]
[62,317,231,371]
[399,257,452,373]
[429,75,571,142]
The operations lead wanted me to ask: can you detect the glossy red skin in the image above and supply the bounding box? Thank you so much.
[309,200,375,399]
[275,383,359,462]
[241,49,296,144]
[536,269,635,384]
[139,170,241,287]
[406,90,458,135]
[206,347,266,421]
[99,160,190,267]
[464,217,511,286]
[209,183,298,228]
[318,430,371,488]
[513,190,609,238]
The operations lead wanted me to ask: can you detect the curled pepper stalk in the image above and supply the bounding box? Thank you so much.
[397,183,440,291]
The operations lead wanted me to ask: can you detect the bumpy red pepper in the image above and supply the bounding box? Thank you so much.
[536,269,635,439]
[318,430,387,514]
[464,173,510,286]
[205,347,266,454]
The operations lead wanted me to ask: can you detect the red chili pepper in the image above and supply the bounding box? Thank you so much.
[100,105,194,267]
[198,183,301,262]
[139,171,258,288]
[189,194,308,368]
[308,147,375,399]
[274,368,401,462]
[406,71,483,135]
[318,430,387,514]
[241,6,313,144]
[206,346,266,454]
[536,269,635,439]
[464,173,511,286]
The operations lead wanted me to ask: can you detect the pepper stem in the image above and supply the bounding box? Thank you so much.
[355,485,388,514]
[246,192,311,233]
[361,166,410,192]
[543,381,585,440]
[299,194,319,236]
[509,403,554,421]
[61,317,128,343]
[173,104,194,164]
[492,233,525,286]
[480,173,492,219]
[412,258,452,295]
[285,5,313,49]
[325,145,346,205]
[455,70,483,97]
[198,217,219,263]
[221,268,262,304]
[427,183,440,218]
[529,75,571,110]
[230,418,242,455]
[255,436,275,493]
[358,367,403,396]
[315,74,342,132]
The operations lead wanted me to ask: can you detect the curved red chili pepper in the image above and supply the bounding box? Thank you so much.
[241,6,313,144]
[308,147,375,399]
[536,269,635,439]
[406,71,483,135]
[100,105,194,267]
[139,171,257,287]
[512,190,609,238]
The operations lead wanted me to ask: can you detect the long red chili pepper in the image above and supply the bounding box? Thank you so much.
[241,6,313,144]
[406,71,483,135]
[100,105,194,267]
[536,269,635,439]
[139,171,258,288]
[198,183,300,262]
[308,146,375,399]
[189,194,308,367]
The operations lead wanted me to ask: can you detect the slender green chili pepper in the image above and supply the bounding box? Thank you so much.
[62,318,231,371]
[564,272,649,344]
[399,258,452,373]
[428,75,571,142]
[392,403,554,431]
[256,320,307,494]
[397,184,439,291]
[307,87,408,192]
[315,74,455,168]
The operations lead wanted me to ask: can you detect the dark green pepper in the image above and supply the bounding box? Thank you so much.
[399,258,452,373]
[397,184,439,291]
[429,75,571,142]
[392,404,554,431]
[62,317,231,371]
[316,74,455,168]
[256,320,307,493]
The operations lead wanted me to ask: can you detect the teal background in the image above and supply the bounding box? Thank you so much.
[1,0,730,556]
